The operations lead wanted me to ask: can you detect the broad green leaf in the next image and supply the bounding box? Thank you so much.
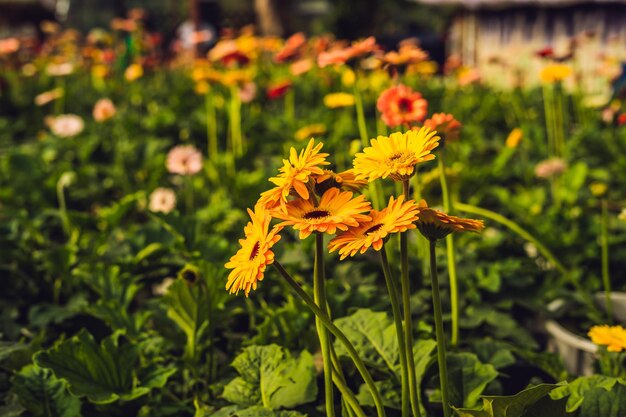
[333,309,399,374]
[13,364,81,417]
[472,340,515,370]
[550,375,619,412]
[0,342,28,362]
[211,406,307,417]
[356,379,401,409]
[446,353,498,408]
[578,382,626,417]
[524,396,567,417]
[412,339,438,415]
[222,345,316,410]
[454,383,561,417]
[34,330,172,404]
[164,275,210,361]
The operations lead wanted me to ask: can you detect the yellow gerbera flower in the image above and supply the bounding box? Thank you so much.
[323,92,355,109]
[124,63,143,82]
[329,195,419,260]
[353,127,440,182]
[589,325,626,352]
[259,138,329,211]
[294,124,327,142]
[505,128,523,148]
[225,204,282,297]
[273,188,372,239]
[313,169,367,194]
[415,200,484,241]
[539,64,572,84]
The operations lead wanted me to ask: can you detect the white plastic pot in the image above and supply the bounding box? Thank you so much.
[593,292,626,324]
[545,299,597,376]
[545,292,626,375]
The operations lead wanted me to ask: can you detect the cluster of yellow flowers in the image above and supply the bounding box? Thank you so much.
[589,324,626,352]
[225,127,484,297]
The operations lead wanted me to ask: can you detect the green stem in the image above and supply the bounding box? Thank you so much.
[437,157,460,347]
[429,240,451,417]
[330,346,365,417]
[379,247,410,417]
[56,176,71,238]
[353,82,383,209]
[185,176,194,215]
[455,202,567,275]
[455,202,596,307]
[401,180,421,417]
[205,90,218,161]
[413,174,430,277]
[543,84,555,158]
[314,233,335,417]
[285,88,295,125]
[229,86,243,157]
[273,261,387,417]
[601,199,613,323]
[332,367,367,417]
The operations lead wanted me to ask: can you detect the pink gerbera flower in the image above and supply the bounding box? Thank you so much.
[166,145,203,175]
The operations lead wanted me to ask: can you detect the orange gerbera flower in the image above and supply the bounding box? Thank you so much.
[314,169,368,195]
[225,204,282,297]
[259,139,330,211]
[329,195,419,259]
[353,127,440,182]
[273,188,371,239]
[377,84,428,127]
[423,113,462,143]
[415,200,484,241]
[588,325,626,352]
[383,43,428,68]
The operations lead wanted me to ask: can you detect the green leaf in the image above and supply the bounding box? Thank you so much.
[356,379,401,409]
[34,330,171,404]
[550,375,619,412]
[211,406,307,417]
[222,345,317,410]
[412,339,438,414]
[164,276,210,361]
[0,342,28,363]
[333,309,399,374]
[13,364,81,417]
[454,383,562,417]
[577,381,626,417]
[446,353,498,408]
[472,340,516,370]
[234,407,307,417]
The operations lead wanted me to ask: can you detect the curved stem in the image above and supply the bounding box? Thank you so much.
[273,261,387,417]
[429,240,451,417]
[330,348,366,417]
[401,180,421,417]
[438,156,460,347]
[379,247,410,417]
[332,367,367,417]
[454,202,568,276]
[314,233,335,417]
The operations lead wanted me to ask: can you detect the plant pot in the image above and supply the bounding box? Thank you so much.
[544,299,597,376]
[593,291,626,324]
[545,292,626,375]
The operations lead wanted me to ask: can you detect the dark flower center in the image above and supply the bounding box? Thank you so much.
[364,224,383,235]
[249,242,260,260]
[304,210,331,219]
[398,97,413,113]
